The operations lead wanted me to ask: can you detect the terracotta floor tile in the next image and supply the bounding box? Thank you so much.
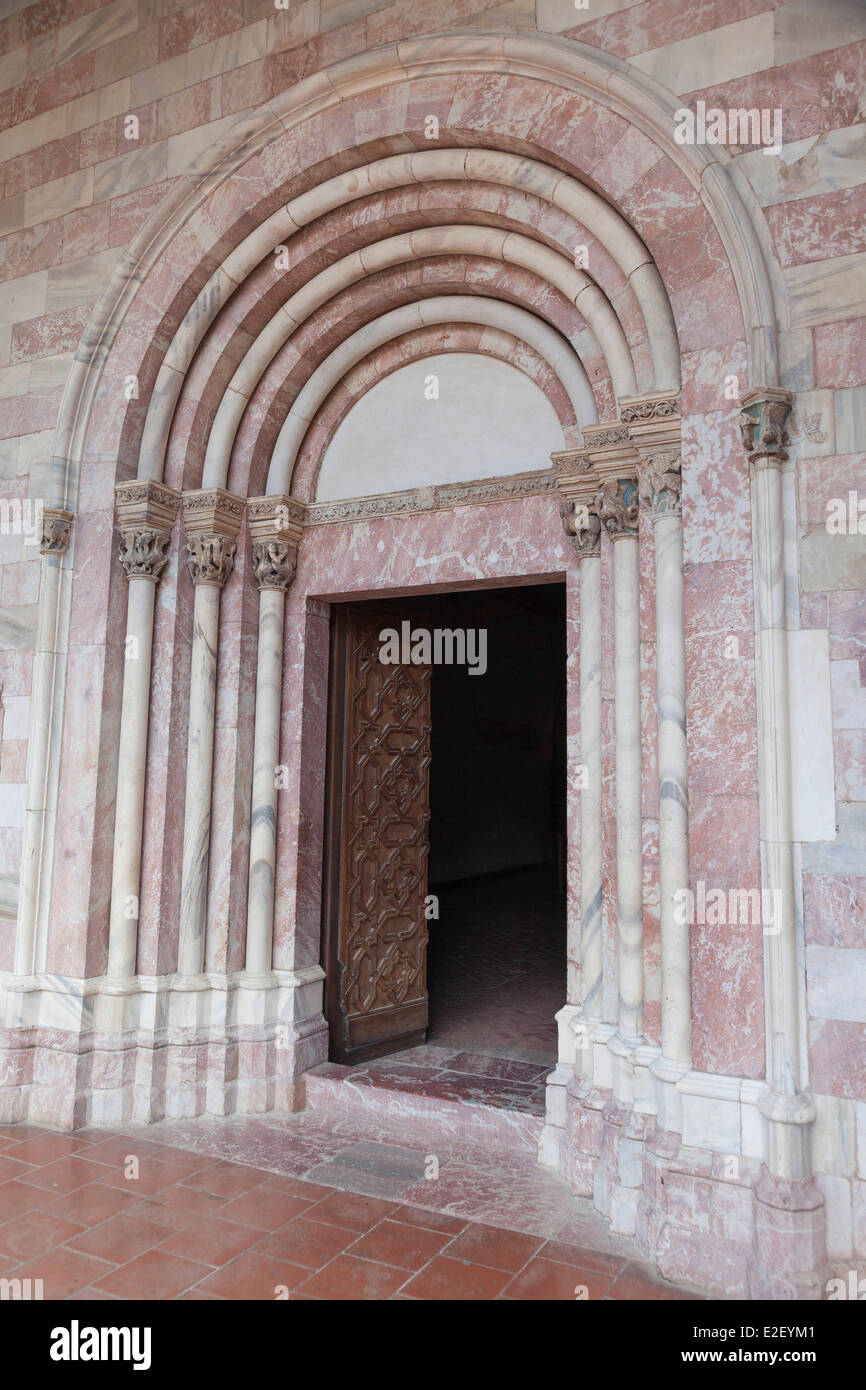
[96,1157,201,1197]
[43,1182,139,1226]
[297,1254,408,1300]
[0,1154,36,1183]
[94,1248,212,1300]
[180,1160,263,1199]
[83,1135,178,1166]
[0,1180,50,1221]
[539,1239,626,1275]
[158,1217,262,1266]
[218,1187,318,1230]
[309,1190,398,1232]
[6,1134,90,1165]
[66,1127,124,1144]
[26,1155,127,1196]
[134,1145,217,1176]
[0,1209,84,1260]
[348,1218,454,1271]
[66,1212,167,1263]
[126,1185,228,1231]
[255,1217,355,1269]
[390,1205,468,1236]
[445,1221,543,1271]
[196,1251,309,1299]
[12,1247,113,1300]
[504,1257,614,1300]
[402,1255,512,1300]
[0,1125,49,1142]
[67,1287,120,1300]
[606,1261,702,1301]
[259,1176,334,1200]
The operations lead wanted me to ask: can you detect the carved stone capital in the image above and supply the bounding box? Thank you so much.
[738,388,793,469]
[118,528,171,581]
[185,533,237,588]
[40,508,74,556]
[597,476,639,541]
[636,451,682,519]
[251,537,298,591]
[114,481,180,583]
[560,499,602,558]
[182,487,244,588]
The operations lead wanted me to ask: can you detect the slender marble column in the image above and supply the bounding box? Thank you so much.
[245,496,303,976]
[177,489,244,979]
[555,453,604,1081]
[590,430,643,1044]
[627,395,692,1069]
[739,389,813,1181]
[15,509,74,975]
[106,482,180,978]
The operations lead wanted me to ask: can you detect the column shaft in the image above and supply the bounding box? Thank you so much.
[246,587,286,973]
[105,483,178,979]
[579,553,603,1024]
[613,533,643,1038]
[178,581,221,977]
[653,510,692,1065]
[177,488,244,979]
[107,578,157,977]
[16,509,73,974]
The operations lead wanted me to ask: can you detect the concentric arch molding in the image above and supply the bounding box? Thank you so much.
[53,30,782,507]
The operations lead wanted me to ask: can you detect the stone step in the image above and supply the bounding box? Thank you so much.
[303,1053,547,1156]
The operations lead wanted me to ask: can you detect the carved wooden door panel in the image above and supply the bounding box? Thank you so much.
[323,604,432,1064]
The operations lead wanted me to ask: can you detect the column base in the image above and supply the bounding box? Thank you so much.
[556,1040,827,1298]
[0,966,328,1128]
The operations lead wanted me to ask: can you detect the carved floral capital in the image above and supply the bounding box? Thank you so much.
[251,537,298,591]
[185,533,237,587]
[40,508,74,556]
[560,499,602,558]
[597,477,639,541]
[738,388,793,469]
[636,451,682,519]
[118,527,171,581]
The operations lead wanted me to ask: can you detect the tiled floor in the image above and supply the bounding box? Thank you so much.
[427,866,564,1066]
[0,1112,702,1300]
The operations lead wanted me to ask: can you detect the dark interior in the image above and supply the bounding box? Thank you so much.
[374,581,567,1064]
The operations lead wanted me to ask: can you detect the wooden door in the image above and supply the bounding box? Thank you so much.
[322,603,432,1064]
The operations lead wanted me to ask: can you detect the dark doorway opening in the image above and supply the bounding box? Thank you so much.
[321,581,567,1069]
[425,583,567,1066]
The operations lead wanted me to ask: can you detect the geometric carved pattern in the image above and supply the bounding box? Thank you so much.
[340,612,431,1024]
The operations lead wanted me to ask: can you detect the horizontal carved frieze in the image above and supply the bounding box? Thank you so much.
[305,470,557,525]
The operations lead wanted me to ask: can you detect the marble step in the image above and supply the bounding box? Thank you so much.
[303,1054,547,1155]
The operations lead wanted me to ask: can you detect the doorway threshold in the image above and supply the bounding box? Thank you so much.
[304,1046,549,1157]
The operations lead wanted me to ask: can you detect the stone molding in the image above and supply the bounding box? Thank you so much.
[40,508,74,556]
[304,469,557,525]
[623,393,683,520]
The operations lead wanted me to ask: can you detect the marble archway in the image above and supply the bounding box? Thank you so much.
[3,30,817,1298]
